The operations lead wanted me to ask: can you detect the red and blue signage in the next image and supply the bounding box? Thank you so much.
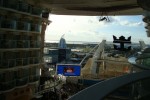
[56,64,81,76]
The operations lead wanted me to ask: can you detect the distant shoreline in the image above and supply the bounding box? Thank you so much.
[45,40,139,45]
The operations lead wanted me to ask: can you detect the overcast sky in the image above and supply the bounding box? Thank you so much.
[45,14,150,44]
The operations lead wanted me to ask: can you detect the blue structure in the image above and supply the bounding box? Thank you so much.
[44,35,71,63]
[58,34,67,49]
[56,64,81,76]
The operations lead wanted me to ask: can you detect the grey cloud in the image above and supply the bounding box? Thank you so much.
[120,21,144,27]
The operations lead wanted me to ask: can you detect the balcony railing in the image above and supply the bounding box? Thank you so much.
[30,23,41,32]
[0,0,42,17]
[0,19,16,29]
[17,21,30,31]
[16,77,29,87]
[29,75,40,83]
[16,40,30,48]
[0,75,39,91]
[31,7,42,16]
[0,40,40,49]
[17,1,31,13]
[0,79,16,91]
[1,0,17,10]
[0,57,40,68]
[29,57,40,65]
[0,18,41,32]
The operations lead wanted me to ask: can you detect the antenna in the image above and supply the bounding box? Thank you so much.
[61,34,65,38]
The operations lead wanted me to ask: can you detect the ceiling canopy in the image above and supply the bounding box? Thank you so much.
[27,0,144,15]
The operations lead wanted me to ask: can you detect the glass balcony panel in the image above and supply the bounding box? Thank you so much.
[17,21,30,31]
[2,0,17,9]
[16,69,22,79]
[34,58,39,64]
[16,40,24,48]
[30,24,41,32]
[29,58,34,64]
[1,19,16,29]
[22,40,26,48]
[0,72,5,81]
[30,24,35,32]
[15,52,21,59]
[37,24,41,32]
[0,60,9,68]
[36,68,40,76]
[0,40,5,49]
[29,75,39,83]
[2,52,8,60]
[29,51,32,57]
[0,33,9,40]
[35,75,40,81]
[0,60,2,68]
[30,40,35,48]
[16,59,23,66]
[35,41,41,48]
[29,75,34,83]
[0,0,3,7]
[17,1,31,13]
[23,58,28,66]
[32,52,35,57]
[35,51,40,57]
[22,51,26,58]
[0,17,1,28]
[31,7,42,16]
[16,77,28,86]
[0,52,2,61]
[23,35,29,40]
[0,40,11,49]
[1,0,9,7]
[0,33,3,40]
[8,59,16,68]
[7,51,16,59]
[0,71,15,82]
[30,67,36,75]
[9,40,17,48]
[24,68,29,76]
[0,94,5,100]
[14,34,21,40]
[24,40,30,48]
[0,80,16,91]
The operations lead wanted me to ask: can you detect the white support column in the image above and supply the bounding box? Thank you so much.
[90,40,106,75]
